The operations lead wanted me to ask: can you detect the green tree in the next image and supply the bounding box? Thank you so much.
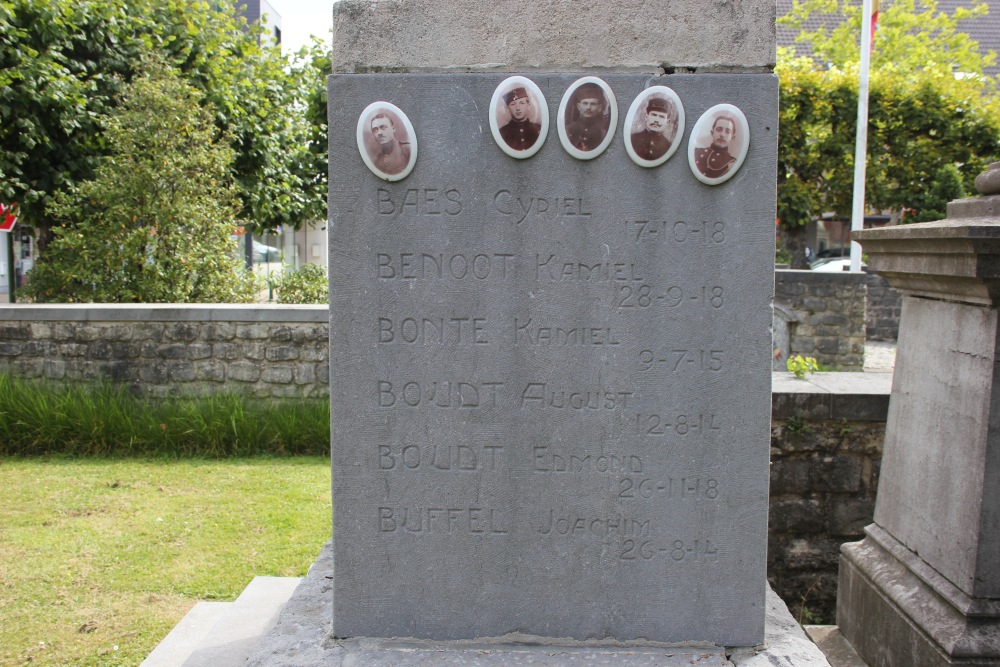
[0,0,327,250]
[776,0,1000,266]
[24,56,259,303]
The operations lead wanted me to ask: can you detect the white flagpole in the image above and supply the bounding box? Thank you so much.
[850,0,873,272]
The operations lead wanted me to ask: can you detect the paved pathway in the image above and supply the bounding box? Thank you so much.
[863,341,896,373]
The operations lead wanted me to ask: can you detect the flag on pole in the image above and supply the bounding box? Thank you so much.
[870,0,880,51]
[0,203,18,233]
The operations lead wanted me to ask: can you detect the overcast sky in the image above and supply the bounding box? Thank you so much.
[272,0,335,54]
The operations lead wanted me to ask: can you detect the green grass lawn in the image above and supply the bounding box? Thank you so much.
[0,457,331,667]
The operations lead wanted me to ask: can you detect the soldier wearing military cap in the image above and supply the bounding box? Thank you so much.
[565,82,610,152]
[369,112,411,176]
[499,87,542,151]
[694,114,738,179]
[630,96,675,162]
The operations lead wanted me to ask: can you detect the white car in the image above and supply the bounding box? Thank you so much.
[810,258,866,272]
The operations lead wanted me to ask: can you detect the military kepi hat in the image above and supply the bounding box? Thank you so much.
[645,96,671,114]
[503,87,530,105]
[574,82,604,101]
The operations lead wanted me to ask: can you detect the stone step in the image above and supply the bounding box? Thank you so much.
[141,576,303,667]
[140,602,231,667]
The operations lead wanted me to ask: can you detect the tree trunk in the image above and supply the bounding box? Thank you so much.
[780,224,811,270]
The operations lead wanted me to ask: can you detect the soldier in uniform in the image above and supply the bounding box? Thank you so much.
[565,82,609,152]
[694,114,738,179]
[630,96,674,161]
[369,113,411,176]
[499,87,542,151]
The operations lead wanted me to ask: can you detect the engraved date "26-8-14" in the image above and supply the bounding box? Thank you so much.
[621,539,719,563]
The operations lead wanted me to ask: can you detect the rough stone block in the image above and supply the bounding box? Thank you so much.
[0,323,31,339]
[43,359,66,380]
[808,456,862,493]
[138,363,168,384]
[237,324,269,340]
[30,323,52,338]
[299,343,328,362]
[158,344,191,360]
[166,359,194,383]
[265,346,299,362]
[213,342,242,361]
[769,499,824,533]
[330,0,776,73]
[0,342,22,356]
[243,342,267,361]
[828,499,874,537]
[195,360,227,383]
[294,363,316,385]
[203,323,237,341]
[74,325,102,342]
[228,362,261,383]
[166,323,200,342]
[262,365,293,385]
[269,326,293,342]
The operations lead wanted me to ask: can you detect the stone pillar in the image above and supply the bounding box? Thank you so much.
[840,162,1000,666]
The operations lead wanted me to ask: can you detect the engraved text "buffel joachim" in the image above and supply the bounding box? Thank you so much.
[379,507,509,534]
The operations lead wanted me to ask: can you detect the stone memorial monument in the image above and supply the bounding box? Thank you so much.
[839,162,1000,666]
[243,1,827,664]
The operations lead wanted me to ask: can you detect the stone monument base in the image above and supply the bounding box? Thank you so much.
[838,526,1000,667]
[243,542,830,667]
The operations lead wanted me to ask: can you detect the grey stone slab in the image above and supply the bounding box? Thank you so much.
[182,577,302,667]
[141,602,230,667]
[329,72,777,645]
[838,529,1000,667]
[771,372,891,421]
[245,542,831,667]
[873,296,1000,598]
[803,626,867,667]
[330,0,775,74]
[729,588,831,666]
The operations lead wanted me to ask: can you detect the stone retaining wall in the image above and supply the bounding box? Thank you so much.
[865,272,902,342]
[769,372,891,624]
[774,269,868,370]
[0,305,329,398]
[0,304,889,623]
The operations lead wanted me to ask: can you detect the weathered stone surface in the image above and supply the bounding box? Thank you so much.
[839,528,1000,667]
[243,543,830,667]
[329,72,776,645]
[330,0,775,74]
[873,296,1000,597]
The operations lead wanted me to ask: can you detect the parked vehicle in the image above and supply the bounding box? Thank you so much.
[810,258,866,272]
[252,240,281,263]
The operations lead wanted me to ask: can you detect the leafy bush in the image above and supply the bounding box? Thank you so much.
[276,263,328,304]
[24,56,259,303]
